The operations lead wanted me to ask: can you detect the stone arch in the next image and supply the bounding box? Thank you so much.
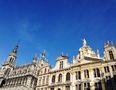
[0,79,5,87]
[58,88,61,90]
[66,72,70,81]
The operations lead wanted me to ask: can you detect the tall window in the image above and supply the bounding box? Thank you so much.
[60,61,63,69]
[76,84,81,90]
[66,72,70,81]
[4,68,11,76]
[95,82,102,90]
[104,66,110,73]
[109,51,114,60]
[84,70,89,78]
[111,65,116,72]
[76,71,81,80]
[93,68,100,77]
[84,82,90,90]
[52,75,55,83]
[58,74,62,82]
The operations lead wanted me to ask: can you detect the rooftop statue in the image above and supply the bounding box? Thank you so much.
[83,38,87,46]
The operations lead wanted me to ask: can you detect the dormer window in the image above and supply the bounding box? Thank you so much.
[109,51,114,60]
[60,61,63,69]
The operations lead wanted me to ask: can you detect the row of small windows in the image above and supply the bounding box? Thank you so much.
[39,76,49,85]
[39,76,116,90]
[3,77,27,87]
[76,68,100,80]
[38,68,50,76]
[2,77,37,88]
[50,77,116,90]
[75,82,102,90]
[52,72,70,83]
[51,65,116,83]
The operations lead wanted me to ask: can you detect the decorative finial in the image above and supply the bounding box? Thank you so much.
[107,41,110,44]
[12,43,19,53]
[61,52,64,56]
[66,53,68,57]
[73,56,75,60]
[33,54,37,63]
[82,38,87,46]
[40,50,46,60]
[111,41,114,45]
[42,50,46,57]
[33,54,37,60]
[46,59,48,63]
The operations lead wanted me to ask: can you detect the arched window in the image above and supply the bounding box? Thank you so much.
[58,74,62,82]
[58,88,61,90]
[66,72,70,81]
[52,75,55,83]
[109,51,114,60]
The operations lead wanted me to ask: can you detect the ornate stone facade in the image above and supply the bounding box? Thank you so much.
[0,39,116,90]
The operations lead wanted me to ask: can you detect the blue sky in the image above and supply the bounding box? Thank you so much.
[0,0,116,66]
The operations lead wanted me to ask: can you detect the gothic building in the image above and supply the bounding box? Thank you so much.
[0,39,116,90]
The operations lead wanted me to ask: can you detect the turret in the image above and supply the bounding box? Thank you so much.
[0,44,19,77]
[3,44,19,67]
[104,41,116,61]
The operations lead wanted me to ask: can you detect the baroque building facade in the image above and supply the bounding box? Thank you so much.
[0,39,116,90]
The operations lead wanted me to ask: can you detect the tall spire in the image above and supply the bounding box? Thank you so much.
[9,44,19,56]
[12,44,19,53]
[4,44,19,66]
